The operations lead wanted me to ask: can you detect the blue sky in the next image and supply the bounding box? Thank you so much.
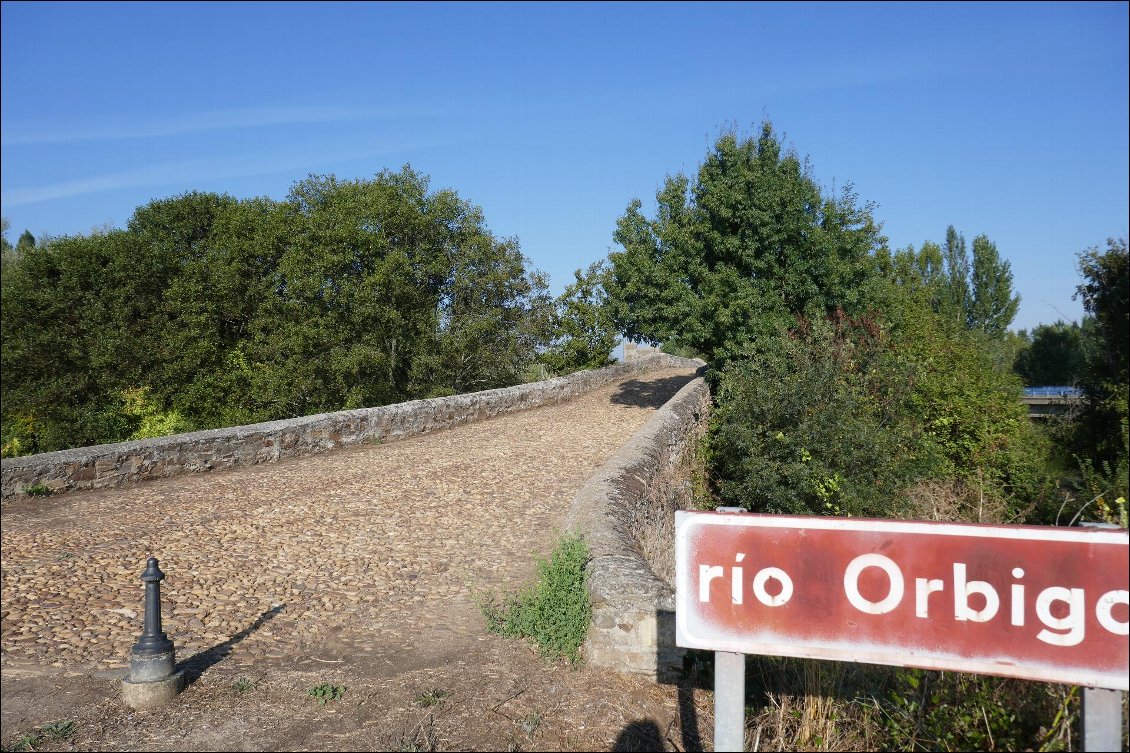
[2,1,1127,332]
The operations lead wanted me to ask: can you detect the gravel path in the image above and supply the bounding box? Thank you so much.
[0,368,696,679]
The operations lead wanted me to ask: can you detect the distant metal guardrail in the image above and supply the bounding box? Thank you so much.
[1023,386,1082,398]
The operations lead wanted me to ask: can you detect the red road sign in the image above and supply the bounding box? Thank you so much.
[675,511,1129,690]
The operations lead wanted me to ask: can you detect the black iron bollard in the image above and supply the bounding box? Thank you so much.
[128,557,176,683]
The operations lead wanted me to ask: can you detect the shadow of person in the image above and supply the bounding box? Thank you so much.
[613,719,665,752]
[178,603,285,685]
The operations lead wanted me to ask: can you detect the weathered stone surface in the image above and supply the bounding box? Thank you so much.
[1,365,699,679]
[564,364,712,678]
[1,354,694,501]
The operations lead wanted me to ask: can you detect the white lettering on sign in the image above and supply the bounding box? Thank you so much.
[1035,587,1085,646]
[752,567,793,607]
[915,576,945,618]
[1011,568,1025,626]
[1097,590,1130,635]
[954,562,1000,623]
[699,557,794,607]
[843,554,904,615]
[695,552,1130,646]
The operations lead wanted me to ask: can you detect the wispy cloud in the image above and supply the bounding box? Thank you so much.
[0,140,456,207]
[1,159,207,206]
[1,104,428,146]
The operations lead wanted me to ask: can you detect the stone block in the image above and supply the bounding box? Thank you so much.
[121,669,185,710]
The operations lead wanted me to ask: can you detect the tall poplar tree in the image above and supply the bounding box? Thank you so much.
[968,234,1020,336]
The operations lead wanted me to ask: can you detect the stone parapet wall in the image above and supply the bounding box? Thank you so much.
[1,354,698,501]
[564,362,711,678]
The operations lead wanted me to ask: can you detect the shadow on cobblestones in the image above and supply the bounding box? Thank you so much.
[179,603,285,684]
[610,374,696,409]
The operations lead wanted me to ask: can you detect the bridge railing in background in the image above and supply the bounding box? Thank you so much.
[1023,386,1082,398]
[1021,386,1083,420]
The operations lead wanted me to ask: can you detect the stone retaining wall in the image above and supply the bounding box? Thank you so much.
[564,361,711,679]
[1,354,698,501]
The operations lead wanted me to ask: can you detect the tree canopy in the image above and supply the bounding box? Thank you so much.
[1,168,554,456]
[1071,238,1129,506]
[876,225,1019,339]
[540,261,619,375]
[605,123,885,367]
[1013,320,1091,386]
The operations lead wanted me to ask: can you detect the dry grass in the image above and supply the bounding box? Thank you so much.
[902,477,1021,524]
[741,659,884,752]
[633,422,711,588]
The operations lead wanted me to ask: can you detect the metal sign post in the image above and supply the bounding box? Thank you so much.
[1081,686,1123,752]
[1078,521,1126,752]
[714,650,746,752]
[713,507,747,752]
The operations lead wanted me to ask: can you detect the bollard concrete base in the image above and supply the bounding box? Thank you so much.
[130,649,176,682]
[121,669,185,710]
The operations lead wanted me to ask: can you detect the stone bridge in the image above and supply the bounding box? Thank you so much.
[1,355,708,698]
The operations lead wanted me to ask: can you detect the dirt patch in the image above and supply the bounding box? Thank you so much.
[1,637,714,751]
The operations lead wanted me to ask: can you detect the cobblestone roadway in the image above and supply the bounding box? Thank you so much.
[0,368,695,676]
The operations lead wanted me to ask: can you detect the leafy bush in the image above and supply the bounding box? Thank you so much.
[878,669,1074,752]
[120,386,191,440]
[480,533,591,663]
[540,261,618,375]
[891,305,1053,521]
[709,314,932,517]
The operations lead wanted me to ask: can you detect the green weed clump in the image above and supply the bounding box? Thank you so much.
[480,533,592,663]
[233,676,256,694]
[2,720,76,752]
[413,688,451,707]
[307,683,346,705]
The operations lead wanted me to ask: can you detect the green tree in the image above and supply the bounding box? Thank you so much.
[885,227,1019,338]
[1013,320,1089,386]
[836,232,1051,518]
[1072,238,1129,506]
[540,260,619,375]
[1,220,36,288]
[942,225,971,323]
[1077,238,1129,386]
[968,234,1019,336]
[0,218,15,284]
[1,231,138,452]
[2,166,552,455]
[426,234,553,395]
[15,229,36,255]
[153,194,283,427]
[606,122,885,367]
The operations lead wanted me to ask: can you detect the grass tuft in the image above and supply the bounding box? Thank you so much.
[479,533,591,663]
